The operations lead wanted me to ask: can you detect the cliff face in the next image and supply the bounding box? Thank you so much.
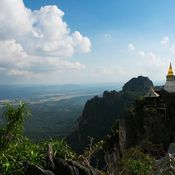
[124,90,175,151]
[68,76,153,152]
[103,90,175,175]
[64,75,175,174]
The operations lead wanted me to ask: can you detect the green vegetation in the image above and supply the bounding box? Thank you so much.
[0,101,31,148]
[0,101,76,175]
[119,147,156,175]
[0,97,169,175]
[0,138,44,175]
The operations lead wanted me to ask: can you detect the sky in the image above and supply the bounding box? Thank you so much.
[1,0,175,85]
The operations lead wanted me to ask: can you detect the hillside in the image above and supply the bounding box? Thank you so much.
[25,95,94,140]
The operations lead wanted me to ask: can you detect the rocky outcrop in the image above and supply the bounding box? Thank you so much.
[159,143,175,175]
[24,162,55,175]
[168,143,175,154]
[54,158,100,175]
[24,160,101,175]
[155,153,175,175]
[24,144,101,175]
[103,120,126,175]
[122,76,153,94]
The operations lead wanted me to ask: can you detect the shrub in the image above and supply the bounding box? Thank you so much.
[119,147,156,175]
[39,139,76,161]
[0,101,31,148]
[0,137,45,175]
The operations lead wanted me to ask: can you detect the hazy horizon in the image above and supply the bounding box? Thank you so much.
[0,79,165,87]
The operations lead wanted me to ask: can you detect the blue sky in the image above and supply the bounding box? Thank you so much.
[23,0,175,34]
[0,0,175,84]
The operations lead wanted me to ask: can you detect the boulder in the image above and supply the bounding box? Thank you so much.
[168,143,175,154]
[155,153,175,175]
[23,162,55,175]
[54,158,100,175]
[24,143,102,175]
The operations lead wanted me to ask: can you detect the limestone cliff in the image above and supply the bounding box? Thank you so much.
[68,76,153,153]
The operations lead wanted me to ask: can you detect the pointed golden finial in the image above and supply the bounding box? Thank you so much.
[168,62,174,76]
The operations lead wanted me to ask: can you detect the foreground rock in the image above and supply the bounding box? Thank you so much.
[24,144,102,175]
[155,153,175,175]
[154,143,175,175]
[24,160,101,175]
[103,120,125,175]
[24,162,55,175]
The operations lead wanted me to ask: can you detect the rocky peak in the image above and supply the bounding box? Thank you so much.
[122,76,153,93]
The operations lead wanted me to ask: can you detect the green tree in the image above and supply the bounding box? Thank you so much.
[0,101,31,148]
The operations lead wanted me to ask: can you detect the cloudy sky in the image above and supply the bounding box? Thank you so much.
[1,0,175,85]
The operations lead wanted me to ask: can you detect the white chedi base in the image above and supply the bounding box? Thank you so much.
[164,80,175,93]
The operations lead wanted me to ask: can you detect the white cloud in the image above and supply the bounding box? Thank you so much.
[127,43,169,80]
[128,43,146,58]
[0,39,26,58]
[85,65,128,83]
[0,0,32,39]
[138,51,146,57]
[8,69,35,77]
[143,51,168,79]
[0,2,91,57]
[0,0,91,83]
[0,39,86,82]
[160,36,169,45]
[128,43,135,51]
[0,40,28,69]
[72,31,91,53]
[95,65,126,76]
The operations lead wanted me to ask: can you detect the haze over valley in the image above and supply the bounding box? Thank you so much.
[0,83,122,140]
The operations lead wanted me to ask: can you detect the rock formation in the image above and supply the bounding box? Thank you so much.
[24,144,102,175]
[68,76,153,154]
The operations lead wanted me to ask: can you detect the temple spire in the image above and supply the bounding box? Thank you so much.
[166,62,174,81]
[164,62,175,92]
[168,62,174,76]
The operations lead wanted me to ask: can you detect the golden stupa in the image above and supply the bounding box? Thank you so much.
[164,62,175,92]
[166,63,174,81]
[167,63,174,76]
